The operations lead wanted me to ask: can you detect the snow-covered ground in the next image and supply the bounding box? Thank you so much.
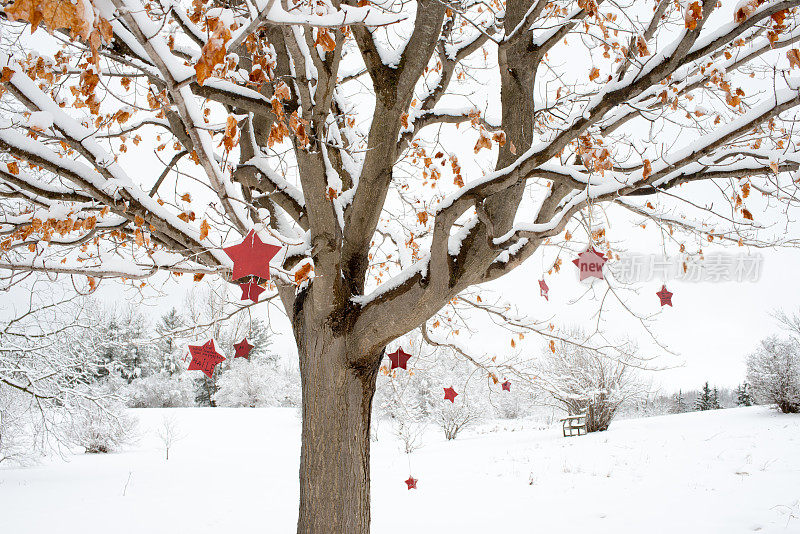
[1,406,798,533]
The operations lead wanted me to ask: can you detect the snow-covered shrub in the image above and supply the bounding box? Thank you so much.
[375,333,490,443]
[214,357,300,408]
[65,395,137,453]
[536,330,646,432]
[0,388,38,464]
[120,373,196,408]
[746,336,800,413]
[435,400,480,440]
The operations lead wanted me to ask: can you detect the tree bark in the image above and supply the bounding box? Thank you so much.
[295,315,382,534]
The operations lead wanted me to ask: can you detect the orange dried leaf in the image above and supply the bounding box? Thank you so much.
[685,1,703,30]
[788,49,800,69]
[474,133,492,153]
[294,262,313,284]
[274,81,291,101]
[314,28,336,53]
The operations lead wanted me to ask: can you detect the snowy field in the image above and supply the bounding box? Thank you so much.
[1,406,798,533]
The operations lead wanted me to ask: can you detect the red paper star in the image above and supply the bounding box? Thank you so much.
[387,348,412,370]
[404,476,417,490]
[443,387,458,403]
[240,280,265,303]
[501,380,511,392]
[188,340,226,378]
[572,247,608,281]
[657,285,673,307]
[539,279,549,300]
[234,338,254,359]
[223,229,281,282]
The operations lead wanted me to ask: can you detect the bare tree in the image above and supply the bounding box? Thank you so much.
[2,0,800,530]
[746,336,800,413]
[156,414,184,460]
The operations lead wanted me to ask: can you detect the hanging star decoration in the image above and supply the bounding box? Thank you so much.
[223,229,282,282]
[572,247,608,281]
[443,387,458,403]
[234,338,254,359]
[501,380,512,392]
[404,476,418,490]
[387,348,412,370]
[239,280,266,303]
[657,285,673,307]
[188,340,226,378]
[538,279,549,301]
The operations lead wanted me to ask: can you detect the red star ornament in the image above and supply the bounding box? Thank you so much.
[240,280,266,303]
[502,380,511,392]
[572,247,608,281]
[539,279,549,300]
[657,285,673,307]
[443,387,458,403]
[188,340,226,378]
[234,338,254,359]
[387,348,412,370]
[223,229,281,282]
[405,476,418,490]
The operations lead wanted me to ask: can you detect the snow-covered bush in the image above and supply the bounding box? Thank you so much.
[375,333,489,442]
[119,373,196,408]
[214,357,300,408]
[493,389,525,419]
[0,388,38,464]
[746,336,800,413]
[65,394,137,453]
[536,331,646,432]
[435,400,480,440]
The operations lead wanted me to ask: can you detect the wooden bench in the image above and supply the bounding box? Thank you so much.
[560,414,587,437]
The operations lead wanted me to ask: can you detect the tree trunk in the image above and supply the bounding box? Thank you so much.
[295,321,381,534]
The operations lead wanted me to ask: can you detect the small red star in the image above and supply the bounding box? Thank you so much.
[443,387,458,403]
[572,247,608,281]
[240,280,265,303]
[501,380,511,392]
[387,348,412,370]
[234,338,254,359]
[223,229,282,282]
[657,285,673,307]
[404,476,417,490]
[188,340,226,378]
[539,279,549,300]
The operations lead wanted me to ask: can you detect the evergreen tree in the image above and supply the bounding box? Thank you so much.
[695,382,714,411]
[94,307,158,382]
[671,389,687,414]
[711,387,722,409]
[194,373,220,407]
[736,383,754,406]
[156,308,185,376]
